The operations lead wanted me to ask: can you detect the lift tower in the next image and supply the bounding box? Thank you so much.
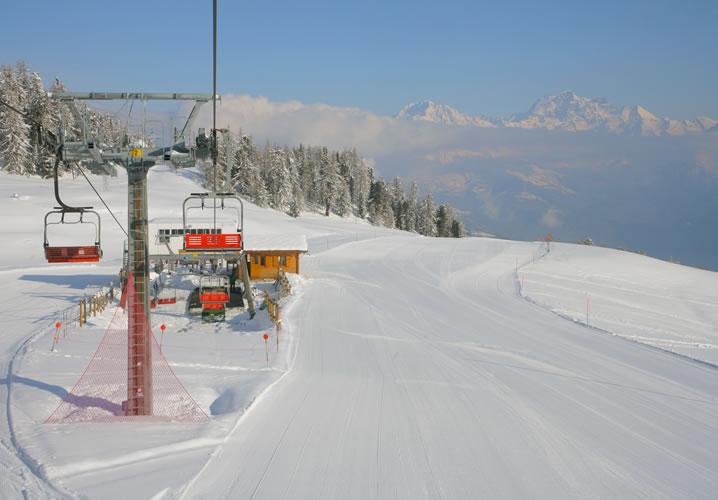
[51,92,214,415]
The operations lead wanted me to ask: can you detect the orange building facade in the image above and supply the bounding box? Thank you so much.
[246,250,303,279]
[240,234,308,280]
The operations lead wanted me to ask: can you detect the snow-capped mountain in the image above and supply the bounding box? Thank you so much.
[394,101,497,128]
[396,91,717,136]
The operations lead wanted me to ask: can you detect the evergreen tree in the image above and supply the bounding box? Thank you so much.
[319,147,341,216]
[436,204,452,237]
[450,219,465,238]
[390,177,405,229]
[381,186,395,228]
[336,182,352,217]
[265,146,292,212]
[367,178,384,225]
[235,134,267,206]
[417,192,437,236]
[353,159,371,218]
[288,198,300,218]
[27,72,53,176]
[0,65,32,174]
[405,182,419,233]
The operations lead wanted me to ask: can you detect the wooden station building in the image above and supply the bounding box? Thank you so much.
[243,234,308,279]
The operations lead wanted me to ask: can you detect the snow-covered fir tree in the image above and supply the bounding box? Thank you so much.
[404,181,419,233]
[0,64,32,175]
[390,177,405,230]
[436,204,452,237]
[417,192,437,237]
[319,148,342,216]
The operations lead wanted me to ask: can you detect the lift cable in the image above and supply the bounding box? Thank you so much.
[74,162,128,237]
[213,0,218,192]
[0,96,32,121]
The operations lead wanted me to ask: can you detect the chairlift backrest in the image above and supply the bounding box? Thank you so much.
[182,193,244,252]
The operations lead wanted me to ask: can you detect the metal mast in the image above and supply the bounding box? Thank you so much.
[213,0,218,230]
[53,92,213,416]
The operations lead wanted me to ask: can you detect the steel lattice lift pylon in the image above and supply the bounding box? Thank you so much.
[47,91,223,416]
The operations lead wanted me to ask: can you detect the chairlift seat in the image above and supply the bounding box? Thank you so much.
[202,303,225,310]
[200,291,229,304]
[45,246,101,263]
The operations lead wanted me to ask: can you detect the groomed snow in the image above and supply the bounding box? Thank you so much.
[520,243,718,366]
[1,166,717,498]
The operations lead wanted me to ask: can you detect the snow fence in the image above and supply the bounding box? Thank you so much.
[45,276,209,423]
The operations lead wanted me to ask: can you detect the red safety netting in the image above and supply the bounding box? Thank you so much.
[45,276,209,424]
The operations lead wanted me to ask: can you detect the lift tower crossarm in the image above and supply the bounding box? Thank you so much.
[48,92,217,102]
[50,92,217,171]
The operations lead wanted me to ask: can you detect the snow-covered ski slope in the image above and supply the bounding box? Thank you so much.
[521,244,718,366]
[1,167,717,498]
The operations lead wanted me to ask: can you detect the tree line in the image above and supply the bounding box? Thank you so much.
[205,133,464,237]
[0,60,464,238]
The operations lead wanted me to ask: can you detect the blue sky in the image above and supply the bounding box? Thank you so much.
[1,0,717,120]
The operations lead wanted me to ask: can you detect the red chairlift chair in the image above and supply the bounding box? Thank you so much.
[43,158,102,263]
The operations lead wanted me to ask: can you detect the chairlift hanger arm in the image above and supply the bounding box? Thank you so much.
[53,157,92,212]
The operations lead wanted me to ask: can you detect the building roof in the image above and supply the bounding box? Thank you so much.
[149,216,236,227]
[243,234,308,252]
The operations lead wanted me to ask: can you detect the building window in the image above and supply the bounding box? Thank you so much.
[261,256,266,266]
[281,255,287,266]
[254,255,259,265]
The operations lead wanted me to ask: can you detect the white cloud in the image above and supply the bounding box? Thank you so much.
[194,94,449,158]
[541,208,562,229]
[696,151,718,176]
[425,147,518,165]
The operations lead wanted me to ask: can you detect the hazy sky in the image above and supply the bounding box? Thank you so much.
[1,0,716,120]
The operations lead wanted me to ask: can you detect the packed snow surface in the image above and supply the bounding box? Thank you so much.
[1,166,717,498]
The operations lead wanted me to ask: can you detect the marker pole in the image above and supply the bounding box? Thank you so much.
[264,334,269,362]
[52,322,61,351]
[160,324,166,353]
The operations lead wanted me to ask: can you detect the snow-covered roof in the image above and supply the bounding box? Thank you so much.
[150,216,235,224]
[243,234,308,252]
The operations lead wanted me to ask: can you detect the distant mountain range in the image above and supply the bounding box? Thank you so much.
[395,91,717,136]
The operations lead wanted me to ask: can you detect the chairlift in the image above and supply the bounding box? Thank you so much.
[43,158,102,263]
[156,285,177,305]
[182,192,244,252]
[199,274,229,322]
